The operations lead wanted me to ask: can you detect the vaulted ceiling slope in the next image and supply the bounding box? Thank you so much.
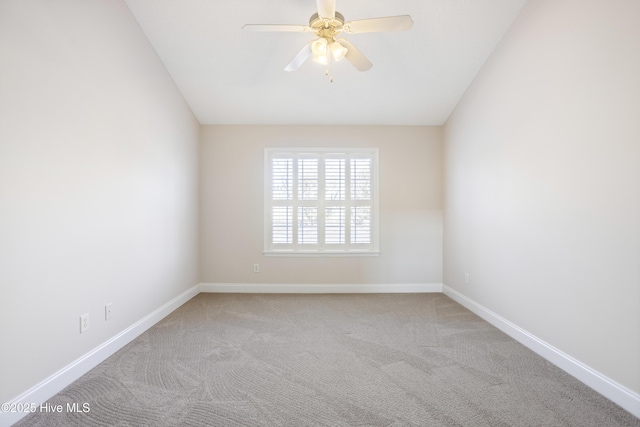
[125,0,527,125]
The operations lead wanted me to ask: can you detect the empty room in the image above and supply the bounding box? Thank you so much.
[1,0,638,426]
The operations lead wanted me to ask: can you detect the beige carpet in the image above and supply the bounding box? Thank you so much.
[16,293,640,426]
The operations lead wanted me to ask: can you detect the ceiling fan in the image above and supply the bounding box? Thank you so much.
[243,0,413,81]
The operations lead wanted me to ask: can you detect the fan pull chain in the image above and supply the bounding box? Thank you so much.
[324,68,333,82]
[326,52,334,83]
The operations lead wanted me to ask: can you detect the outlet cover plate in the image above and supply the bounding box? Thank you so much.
[80,314,90,333]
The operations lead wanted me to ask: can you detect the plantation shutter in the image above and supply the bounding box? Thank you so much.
[265,148,378,255]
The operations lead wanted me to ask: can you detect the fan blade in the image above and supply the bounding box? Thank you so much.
[344,15,413,34]
[316,0,336,19]
[284,42,313,72]
[336,39,372,71]
[243,24,311,33]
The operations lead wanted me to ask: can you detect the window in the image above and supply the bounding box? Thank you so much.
[265,147,379,255]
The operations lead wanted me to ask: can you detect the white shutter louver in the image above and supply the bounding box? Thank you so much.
[325,206,345,244]
[351,206,371,244]
[272,158,292,200]
[325,158,345,201]
[298,158,318,201]
[351,158,371,201]
[298,206,318,244]
[272,206,292,244]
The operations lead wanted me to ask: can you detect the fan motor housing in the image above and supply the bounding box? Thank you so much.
[309,11,345,30]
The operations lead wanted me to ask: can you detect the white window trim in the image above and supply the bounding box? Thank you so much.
[264,147,380,257]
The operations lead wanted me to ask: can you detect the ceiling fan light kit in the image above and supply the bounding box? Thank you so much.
[243,0,412,82]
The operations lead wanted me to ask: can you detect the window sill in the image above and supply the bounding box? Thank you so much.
[263,250,381,257]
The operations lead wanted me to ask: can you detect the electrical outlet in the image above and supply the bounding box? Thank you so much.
[464,273,470,284]
[253,263,260,273]
[80,314,90,334]
[105,303,112,321]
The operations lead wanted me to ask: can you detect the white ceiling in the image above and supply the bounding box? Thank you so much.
[124,0,527,126]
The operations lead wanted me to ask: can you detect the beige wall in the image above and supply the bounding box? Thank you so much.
[443,0,640,394]
[200,125,443,285]
[0,0,200,403]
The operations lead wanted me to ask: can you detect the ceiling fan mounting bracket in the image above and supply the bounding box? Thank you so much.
[309,11,345,34]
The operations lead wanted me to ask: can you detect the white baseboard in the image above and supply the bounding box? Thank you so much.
[442,285,640,419]
[1,285,200,427]
[5,283,637,427]
[198,282,443,294]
